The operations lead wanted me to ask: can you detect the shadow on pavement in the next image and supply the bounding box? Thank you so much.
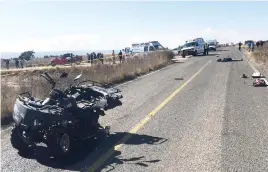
[16,132,167,171]
[206,53,219,56]
[217,49,229,52]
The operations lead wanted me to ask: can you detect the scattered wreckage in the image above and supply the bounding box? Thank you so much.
[252,72,267,87]
[241,72,268,87]
[10,72,123,160]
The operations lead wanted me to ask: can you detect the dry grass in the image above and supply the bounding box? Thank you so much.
[251,44,268,64]
[1,51,174,125]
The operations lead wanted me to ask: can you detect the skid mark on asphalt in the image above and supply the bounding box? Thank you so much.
[87,60,212,171]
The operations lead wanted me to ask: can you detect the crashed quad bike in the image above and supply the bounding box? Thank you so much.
[10,72,122,160]
[64,74,123,111]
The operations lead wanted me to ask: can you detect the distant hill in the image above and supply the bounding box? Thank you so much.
[1,50,121,59]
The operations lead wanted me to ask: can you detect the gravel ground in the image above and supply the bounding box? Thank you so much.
[1,47,267,172]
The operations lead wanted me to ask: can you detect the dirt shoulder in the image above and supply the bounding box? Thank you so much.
[242,49,268,77]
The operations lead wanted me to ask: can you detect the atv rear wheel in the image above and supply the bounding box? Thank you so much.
[47,129,73,159]
[10,127,29,152]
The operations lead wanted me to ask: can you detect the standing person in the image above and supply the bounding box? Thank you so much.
[260,41,264,47]
[87,53,90,63]
[122,49,126,63]
[101,53,104,64]
[5,59,10,70]
[248,41,252,52]
[20,59,24,68]
[112,50,115,64]
[118,50,122,64]
[238,41,242,51]
[256,41,260,48]
[204,43,208,55]
[15,59,19,68]
[251,42,254,52]
[89,53,93,64]
[93,52,97,64]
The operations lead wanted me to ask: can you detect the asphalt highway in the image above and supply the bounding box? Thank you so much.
[1,47,268,172]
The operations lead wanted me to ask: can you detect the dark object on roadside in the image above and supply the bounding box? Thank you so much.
[241,74,248,78]
[175,77,183,80]
[217,57,243,62]
[253,78,267,87]
[10,72,123,161]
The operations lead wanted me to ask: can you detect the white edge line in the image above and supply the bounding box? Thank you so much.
[239,50,259,73]
[239,50,268,87]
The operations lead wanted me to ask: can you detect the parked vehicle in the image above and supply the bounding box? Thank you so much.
[131,41,165,56]
[181,38,206,57]
[10,72,123,160]
[206,40,217,51]
[50,53,82,66]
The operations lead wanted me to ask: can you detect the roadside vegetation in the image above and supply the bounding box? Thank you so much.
[1,51,174,126]
[251,43,268,64]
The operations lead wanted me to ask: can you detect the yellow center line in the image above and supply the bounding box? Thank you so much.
[87,60,212,171]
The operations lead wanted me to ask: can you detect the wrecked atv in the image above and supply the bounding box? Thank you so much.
[10,72,122,160]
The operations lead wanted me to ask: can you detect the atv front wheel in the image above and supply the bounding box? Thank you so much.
[10,127,29,152]
[47,130,73,159]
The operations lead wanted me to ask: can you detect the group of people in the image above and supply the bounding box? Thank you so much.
[238,40,266,52]
[87,49,130,65]
[87,52,104,64]
[256,41,265,48]
[3,58,25,70]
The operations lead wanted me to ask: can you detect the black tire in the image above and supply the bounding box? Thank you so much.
[193,50,197,56]
[10,127,29,152]
[47,129,74,160]
[51,62,56,66]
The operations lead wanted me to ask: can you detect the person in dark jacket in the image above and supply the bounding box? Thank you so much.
[205,43,209,55]
[256,41,260,48]
[5,59,10,69]
[118,50,122,64]
[260,41,264,47]
[15,59,19,68]
[100,53,104,64]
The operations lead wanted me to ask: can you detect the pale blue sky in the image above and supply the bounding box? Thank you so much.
[1,1,268,52]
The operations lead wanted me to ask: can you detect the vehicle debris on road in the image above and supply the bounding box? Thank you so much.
[241,74,248,78]
[253,78,267,87]
[252,71,265,78]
